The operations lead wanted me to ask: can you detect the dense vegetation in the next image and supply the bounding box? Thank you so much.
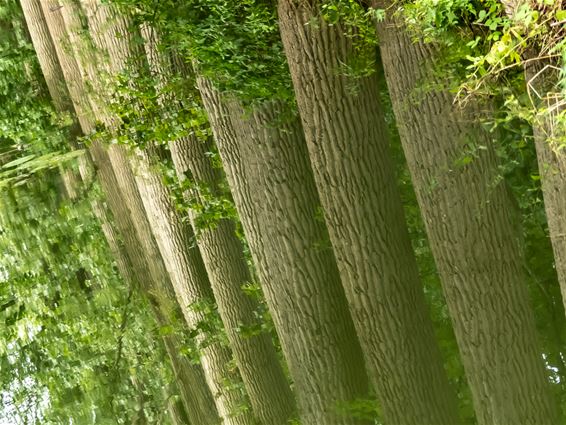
[1,0,565,424]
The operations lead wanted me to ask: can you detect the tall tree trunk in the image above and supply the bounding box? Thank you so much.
[91,172,219,425]
[374,5,559,424]
[141,25,297,425]
[19,0,77,123]
[532,117,566,307]
[502,0,566,315]
[25,2,221,423]
[277,2,459,424]
[121,144,254,425]
[197,77,370,425]
[169,136,297,425]
[92,143,222,425]
[77,2,254,423]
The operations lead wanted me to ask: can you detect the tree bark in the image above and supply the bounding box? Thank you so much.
[19,0,76,120]
[128,145,255,425]
[169,136,297,425]
[277,2,459,424]
[501,0,566,317]
[77,2,255,423]
[97,185,219,425]
[87,146,220,425]
[374,5,559,424]
[164,383,191,425]
[197,77,370,425]
[141,26,297,425]
[92,143,222,425]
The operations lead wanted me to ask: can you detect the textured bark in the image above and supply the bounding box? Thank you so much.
[277,3,459,424]
[96,202,206,425]
[141,26,297,425]
[156,309,217,425]
[374,7,559,425]
[126,145,254,425]
[78,3,254,423]
[169,135,297,425]
[100,179,219,425]
[198,77,370,425]
[27,3,221,423]
[531,104,566,312]
[19,0,76,117]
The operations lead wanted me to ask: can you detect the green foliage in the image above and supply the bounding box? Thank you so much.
[165,163,239,232]
[107,68,211,149]
[0,174,175,424]
[320,0,384,79]
[405,0,566,110]
[92,35,241,232]
[335,397,381,423]
[112,0,293,103]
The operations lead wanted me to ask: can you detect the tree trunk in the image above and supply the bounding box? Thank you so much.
[197,77,370,425]
[19,0,76,120]
[155,309,217,425]
[141,26,297,425]
[93,143,222,425]
[374,6,559,424]
[77,3,255,423]
[88,149,220,425]
[501,0,566,316]
[169,136,297,425]
[277,2,459,424]
[127,145,255,425]
[101,193,218,425]
[532,127,566,308]
[27,2,221,423]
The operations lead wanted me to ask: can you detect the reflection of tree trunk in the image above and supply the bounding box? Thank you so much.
[141,25,297,425]
[278,2,459,424]
[130,376,148,425]
[374,5,558,424]
[19,0,80,138]
[59,166,81,200]
[198,77,370,425]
